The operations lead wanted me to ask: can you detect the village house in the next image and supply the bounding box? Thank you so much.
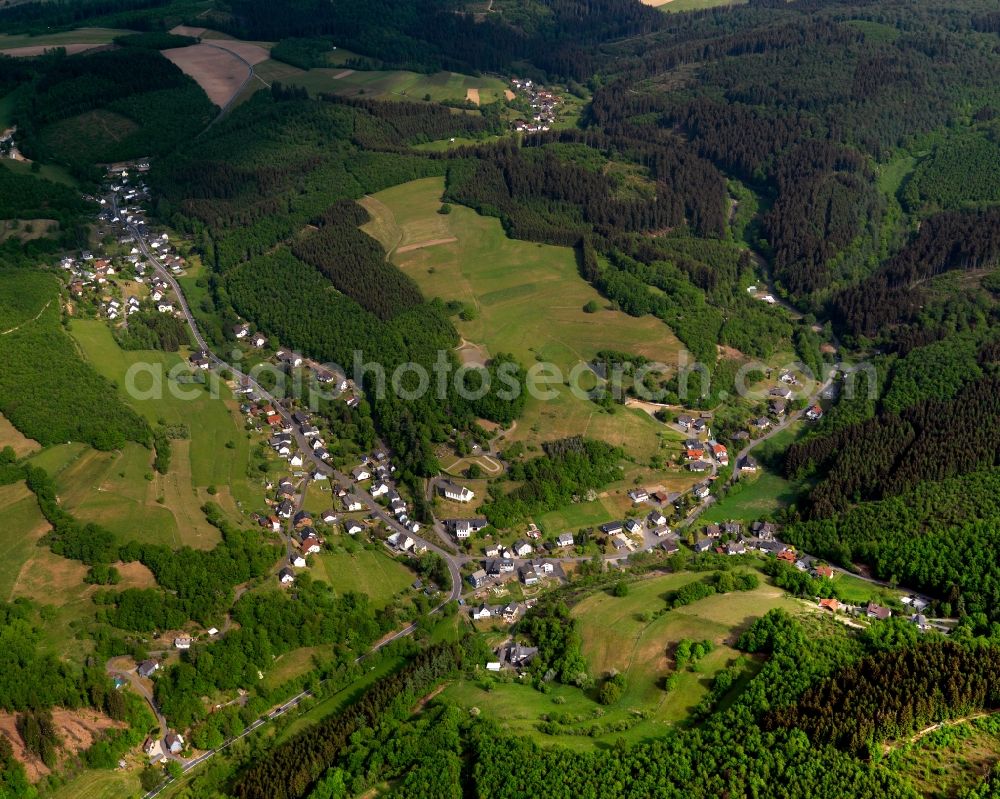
[293,510,313,528]
[472,604,492,621]
[301,536,322,554]
[344,520,364,536]
[174,636,192,650]
[449,518,488,539]
[484,543,501,558]
[352,466,371,482]
[439,481,475,503]
[600,521,624,536]
[689,460,711,473]
[279,568,295,585]
[694,538,712,553]
[291,554,307,568]
[625,518,642,535]
[628,488,649,503]
[513,540,533,557]
[805,404,824,421]
[557,532,574,548]
[277,350,304,368]
[867,603,892,621]
[469,569,489,589]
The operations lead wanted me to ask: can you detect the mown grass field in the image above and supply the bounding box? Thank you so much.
[313,546,416,608]
[362,177,684,463]
[652,0,746,11]
[0,27,132,50]
[444,570,806,749]
[45,767,142,799]
[254,60,508,104]
[67,320,267,546]
[0,480,48,599]
[0,157,80,188]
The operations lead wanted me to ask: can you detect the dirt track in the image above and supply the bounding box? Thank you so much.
[395,237,457,254]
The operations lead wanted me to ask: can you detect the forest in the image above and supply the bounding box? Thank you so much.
[481,437,623,528]
[12,47,215,177]
[0,271,150,450]
[765,641,1000,755]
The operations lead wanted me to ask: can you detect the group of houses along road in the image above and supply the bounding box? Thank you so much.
[88,170,929,797]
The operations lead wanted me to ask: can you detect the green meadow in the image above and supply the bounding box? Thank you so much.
[362,177,685,464]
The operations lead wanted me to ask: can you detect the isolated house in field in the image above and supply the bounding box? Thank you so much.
[232,323,250,339]
[137,660,159,679]
[251,333,268,348]
[440,481,475,503]
[738,455,759,473]
[628,488,649,503]
[173,636,192,650]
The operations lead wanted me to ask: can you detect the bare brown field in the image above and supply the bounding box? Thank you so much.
[169,24,207,37]
[504,89,515,101]
[0,412,39,456]
[0,43,96,57]
[0,709,123,781]
[466,87,480,105]
[209,40,270,66]
[114,560,158,589]
[163,43,249,107]
[332,69,354,80]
